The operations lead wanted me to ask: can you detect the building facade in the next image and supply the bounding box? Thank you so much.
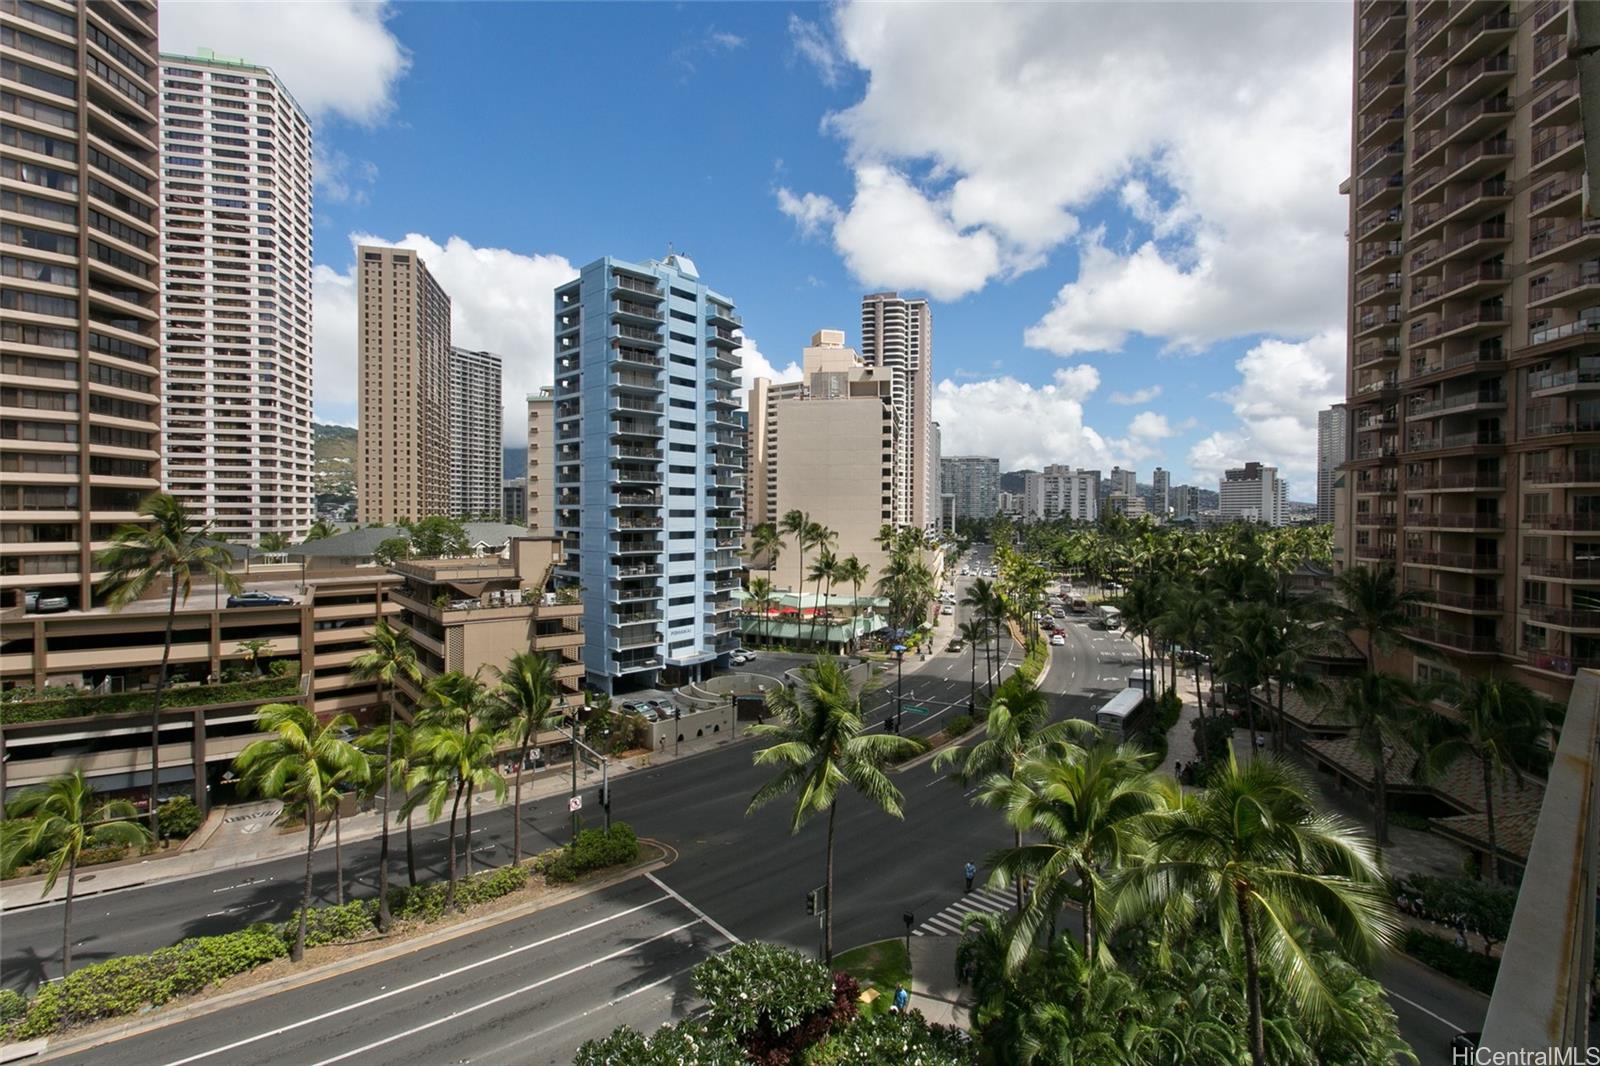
[940,455,999,521]
[552,254,743,691]
[1219,461,1287,526]
[1317,404,1348,525]
[357,245,451,524]
[1172,484,1201,520]
[1107,466,1138,500]
[1,0,162,612]
[1342,0,1593,698]
[159,52,314,542]
[1152,467,1171,517]
[447,346,502,518]
[1023,465,1099,522]
[860,292,934,530]
[502,476,527,523]
[526,386,554,534]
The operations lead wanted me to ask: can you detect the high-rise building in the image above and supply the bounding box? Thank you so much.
[1172,485,1201,520]
[1022,465,1099,521]
[1342,0,1592,699]
[860,292,934,530]
[526,386,554,534]
[447,346,502,518]
[502,477,527,523]
[158,53,314,542]
[1108,466,1137,499]
[1152,467,1171,517]
[1,0,162,611]
[1317,405,1348,525]
[1219,462,1287,526]
[552,254,744,691]
[746,374,806,536]
[940,455,999,520]
[357,245,451,524]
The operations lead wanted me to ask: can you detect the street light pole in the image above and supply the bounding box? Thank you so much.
[893,643,906,734]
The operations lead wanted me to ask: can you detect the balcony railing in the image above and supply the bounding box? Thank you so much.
[1407,585,1502,612]
[1522,557,1600,580]
[1407,429,1505,451]
[1353,544,1396,560]
[1523,512,1600,531]
[1531,127,1585,167]
[1406,471,1504,490]
[1406,550,1503,570]
[1528,219,1600,260]
[1527,314,1600,349]
[1529,178,1580,214]
[1521,650,1600,676]
[1528,268,1600,304]
[1408,390,1504,417]
[1526,604,1600,629]
[1410,626,1501,654]
[1521,464,1600,484]
[614,274,661,297]
[1404,511,1504,529]
[1531,80,1577,123]
[1354,512,1397,526]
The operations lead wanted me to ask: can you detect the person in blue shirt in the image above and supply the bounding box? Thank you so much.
[892,984,910,1013]
[964,860,977,893]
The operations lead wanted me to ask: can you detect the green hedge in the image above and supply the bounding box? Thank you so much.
[158,796,204,840]
[1401,929,1499,995]
[535,823,640,883]
[0,675,300,725]
[945,714,975,738]
[1015,640,1048,684]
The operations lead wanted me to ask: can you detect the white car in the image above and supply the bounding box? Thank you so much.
[731,650,754,665]
[1050,634,1066,646]
[941,605,953,615]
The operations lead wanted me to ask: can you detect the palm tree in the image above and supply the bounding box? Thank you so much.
[361,718,422,887]
[1326,670,1434,847]
[0,772,148,977]
[235,637,273,677]
[963,578,1001,697]
[750,521,782,588]
[97,493,242,834]
[1160,592,1215,760]
[303,518,337,543]
[1122,753,1398,1066]
[780,509,812,604]
[234,702,369,961]
[748,576,774,649]
[745,655,921,963]
[257,531,289,555]
[957,619,988,713]
[350,619,421,931]
[836,555,870,650]
[1427,675,1561,882]
[1334,564,1425,670]
[806,543,838,649]
[488,651,564,866]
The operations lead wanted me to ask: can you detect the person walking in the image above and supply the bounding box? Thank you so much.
[892,984,910,1014]
[964,860,976,894]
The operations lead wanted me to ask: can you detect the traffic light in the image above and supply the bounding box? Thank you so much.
[805,889,818,915]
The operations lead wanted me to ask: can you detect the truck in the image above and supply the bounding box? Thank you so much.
[1096,604,1121,630]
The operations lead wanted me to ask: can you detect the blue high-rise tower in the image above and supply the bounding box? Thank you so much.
[552,255,745,692]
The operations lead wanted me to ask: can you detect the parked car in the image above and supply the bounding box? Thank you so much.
[940,605,953,616]
[730,650,753,666]
[227,591,293,608]
[1050,634,1066,646]
[32,596,69,614]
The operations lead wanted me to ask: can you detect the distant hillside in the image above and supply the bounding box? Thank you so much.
[999,470,1031,493]
[314,422,357,500]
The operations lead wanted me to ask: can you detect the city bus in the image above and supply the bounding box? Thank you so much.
[1094,685,1149,743]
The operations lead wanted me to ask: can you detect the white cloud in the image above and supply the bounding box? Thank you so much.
[313,234,577,441]
[1108,385,1162,406]
[933,366,1130,471]
[1127,411,1175,440]
[710,31,746,50]
[789,14,843,87]
[160,2,410,125]
[735,334,803,409]
[313,148,378,205]
[775,188,844,239]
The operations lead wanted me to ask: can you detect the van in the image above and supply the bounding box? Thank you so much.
[1070,598,1088,613]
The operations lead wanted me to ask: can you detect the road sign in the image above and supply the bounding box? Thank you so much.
[903,705,932,716]
[568,795,583,812]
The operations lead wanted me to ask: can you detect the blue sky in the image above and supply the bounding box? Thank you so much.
[162,2,1356,498]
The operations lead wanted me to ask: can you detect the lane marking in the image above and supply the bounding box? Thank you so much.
[158,893,675,1066]
[1384,989,1465,1032]
[307,921,705,1066]
[474,962,699,1061]
[647,872,742,944]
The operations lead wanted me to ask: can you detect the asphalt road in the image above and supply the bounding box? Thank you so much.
[3,553,1486,1063]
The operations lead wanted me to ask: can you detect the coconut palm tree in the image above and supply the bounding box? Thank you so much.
[97,493,242,834]
[963,578,1001,697]
[303,518,337,543]
[0,772,148,977]
[1334,564,1425,670]
[806,543,838,649]
[1325,670,1434,847]
[360,718,422,887]
[957,619,988,713]
[750,521,782,587]
[234,702,369,960]
[780,509,813,604]
[746,655,921,963]
[1426,675,1562,882]
[487,651,564,866]
[1160,592,1215,760]
[235,637,273,678]
[350,619,422,931]
[1121,753,1398,1066]
[257,531,289,556]
[835,555,870,650]
[747,576,774,649]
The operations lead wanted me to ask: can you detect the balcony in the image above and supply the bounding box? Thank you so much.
[1405,390,1505,419]
[613,273,663,300]
[1529,267,1600,310]
[1522,464,1600,484]
[1408,585,1502,612]
[1410,625,1501,655]
[1353,443,1399,462]
[1354,512,1397,527]
[1532,79,1580,129]
[1358,71,1406,110]
[1412,181,1511,243]
[609,368,662,393]
[1357,270,1402,300]
[1357,241,1404,272]
[1438,53,1514,113]
[1404,511,1504,530]
[612,562,663,579]
[1357,171,1405,210]
[1358,105,1405,146]
[1408,305,1506,348]
[1530,126,1585,176]
[1528,219,1600,265]
[1438,135,1513,189]
[1521,650,1600,677]
[610,418,663,439]
[612,653,662,674]
[611,490,662,508]
[611,300,663,325]
[1533,36,1573,78]
[1407,429,1505,453]
[1355,477,1398,494]
[1406,550,1503,571]
[1356,308,1403,338]
[706,303,740,327]
[1360,140,1406,177]
[1522,557,1600,580]
[1443,7,1513,66]
[1355,339,1400,366]
[1405,347,1504,385]
[612,538,663,556]
[1410,221,1509,274]
[1354,544,1396,561]
[613,466,663,486]
[1522,314,1600,358]
[1530,177,1582,219]
[613,323,663,348]
[1523,512,1600,532]
[706,326,740,350]
[1526,604,1600,629]
[613,347,663,369]
[1406,470,1505,491]
[1359,33,1406,78]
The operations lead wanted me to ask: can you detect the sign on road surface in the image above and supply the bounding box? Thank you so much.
[569,795,583,812]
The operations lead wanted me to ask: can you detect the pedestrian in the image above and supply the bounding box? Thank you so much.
[1454,930,1467,951]
[892,984,910,1014]
[964,860,976,894]
[1397,893,1410,916]
[1254,733,1266,751]
[1174,759,1184,779]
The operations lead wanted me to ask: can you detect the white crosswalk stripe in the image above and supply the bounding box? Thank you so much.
[912,887,1016,937]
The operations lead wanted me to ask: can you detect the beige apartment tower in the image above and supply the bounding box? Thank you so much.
[861,292,934,531]
[0,0,163,611]
[525,386,554,534]
[357,245,451,525]
[1341,0,1594,701]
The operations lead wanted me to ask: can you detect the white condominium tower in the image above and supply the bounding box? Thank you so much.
[447,346,502,519]
[159,52,314,541]
[860,291,934,530]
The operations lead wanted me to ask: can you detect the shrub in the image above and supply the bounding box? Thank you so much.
[574,1019,745,1066]
[284,899,379,948]
[388,864,529,920]
[945,714,975,738]
[0,989,25,1026]
[157,796,204,841]
[807,1008,976,1065]
[885,735,932,766]
[693,942,835,1041]
[0,675,301,725]
[1401,929,1499,995]
[1387,810,1433,834]
[535,823,638,884]
[1397,873,1515,952]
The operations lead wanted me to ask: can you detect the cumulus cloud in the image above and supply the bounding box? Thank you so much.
[933,366,1131,471]
[735,333,803,408]
[160,1,411,125]
[1127,411,1176,440]
[313,234,577,440]
[775,188,844,240]
[1109,385,1162,406]
[313,148,378,206]
[789,14,843,87]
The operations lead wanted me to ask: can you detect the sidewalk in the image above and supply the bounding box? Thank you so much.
[0,726,744,911]
[908,933,970,1029]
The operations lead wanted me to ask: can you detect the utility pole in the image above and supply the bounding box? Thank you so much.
[893,643,906,734]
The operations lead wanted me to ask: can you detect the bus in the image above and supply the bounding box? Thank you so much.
[1095,686,1149,743]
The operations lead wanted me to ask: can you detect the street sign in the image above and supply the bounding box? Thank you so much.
[568,795,583,812]
[903,705,932,716]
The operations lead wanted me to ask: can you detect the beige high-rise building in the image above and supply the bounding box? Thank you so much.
[447,346,501,519]
[159,52,315,542]
[357,245,451,525]
[1,0,163,611]
[1341,0,1593,701]
[749,330,900,585]
[861,292,934,530]
[525,386,554,534]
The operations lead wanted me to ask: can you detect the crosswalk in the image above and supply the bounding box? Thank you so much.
[912,885,1015,937]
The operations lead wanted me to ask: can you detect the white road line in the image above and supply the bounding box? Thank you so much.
[307,920,704,1066]
[647,872,742,945]
[158,893,676,1066]
[921,915,966,935]
[475,961,699,1060]
[1384,989,1465,1032]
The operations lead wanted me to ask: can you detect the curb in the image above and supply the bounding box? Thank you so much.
[891,643,1051,776]
[13,843,673,1064]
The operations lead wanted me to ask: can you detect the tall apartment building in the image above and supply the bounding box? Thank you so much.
[1173,484,1201,520]
[552,254,744,692]
[357,245,451,525]
[502,476,526,523]
[1317,404,1349,524]
[860,291,934,530]
[1,0,162,611]
[1342,0,1594,698]
[1108,465,1138,499]
[746,373,807,536]
[526,385,554,533]
[1152,467,1171,517]
[939,455,999,520]
[447,346,501,518]
[748,330,899,583]
[158,52,314,542]
[1023,465,1099,521]
[1220,462,1287,526]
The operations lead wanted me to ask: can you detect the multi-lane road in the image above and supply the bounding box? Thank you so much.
[2,551,1486,1063]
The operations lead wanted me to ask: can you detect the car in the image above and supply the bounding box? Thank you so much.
[947,639,964,653]
[1050,634,1066,646]
[940,605,953,615]
[227,591,292,608]
[33,596,69,614]
[1070,598,1088,613]
[731,650,754,665]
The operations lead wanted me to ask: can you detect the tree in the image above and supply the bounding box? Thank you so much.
[488,651,564,866]
[408,515,470,558]
[257,531,289,555]
[780,509,813,606]
[806,542,838,648]
[350,619,422,931]
[98,493,242,835]
[303,518,337,543]
[1326,670,1433,847]
[962,578,1001,699]
[0,772,148,977]
[235,637,273,678]
[746,656,921,963]
[1334,564,1424,670]
[1160,591,1215,760]
[234,702,369,961]
[750,521,782,586]
[1122,753,1398,1066]
[1427,675,1562,882]
[373,536,410,567]
[957,619,988,713]
[748,576,774,649]
[836,555,870,649]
